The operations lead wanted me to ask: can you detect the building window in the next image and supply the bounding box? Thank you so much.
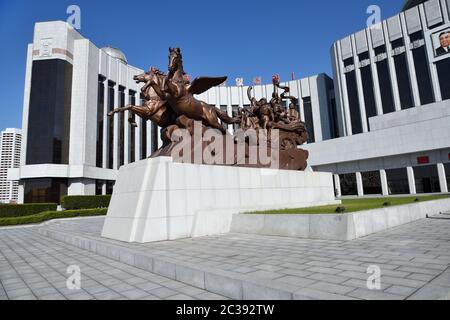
[359,62,377,127]
[386,168,409,195]
[24,178,68,204]
[95,180,103,195]
[391,39,413,109]
[105,180,115,195]
[129,90,136,163]
[96,76,105,168]
[414,165,440,193]
[303,97,315,143]
[231,105,240,132]
[140,94,148,159]
[151,122,158,153]
[107,82,115,169]
[141,118,147,159]
[26,59,72,165]
[345,71,362,134]
[118,86,125,167]
[329,97,339,138]
[220,105,228,131]
[375,46,395,114]
[410,32,434,105]
[361,171,382,195]
[436,58,450,101]
[444,163,450,189]
[339,173,357,196]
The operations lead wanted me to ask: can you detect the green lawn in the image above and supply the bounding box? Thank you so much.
[247,195,450,215]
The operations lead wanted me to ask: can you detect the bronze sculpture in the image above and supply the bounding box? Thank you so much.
[108,48,309,170]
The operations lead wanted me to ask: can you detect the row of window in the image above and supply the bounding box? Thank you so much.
[96,77,154,169]
[337,163,450,196]
[344,31,449,135]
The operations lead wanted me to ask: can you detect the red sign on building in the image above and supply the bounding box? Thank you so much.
[417,156,430,164]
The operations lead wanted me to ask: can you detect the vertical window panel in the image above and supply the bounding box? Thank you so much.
[96,76,105,168]
[303,97,315,143]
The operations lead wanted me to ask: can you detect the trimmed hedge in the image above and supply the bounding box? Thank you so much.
[0,208,108,226]
[61,195,111,210]
[0,203,58,218]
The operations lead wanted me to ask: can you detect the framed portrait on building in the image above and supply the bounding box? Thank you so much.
[425,23,450,63]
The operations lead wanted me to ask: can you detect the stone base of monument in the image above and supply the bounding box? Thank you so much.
[101,157,339,243]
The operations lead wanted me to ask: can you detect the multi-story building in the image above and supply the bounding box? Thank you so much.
[8,21,162,204]
[0,128,22,203]
[9,0,450,202]
[306,0,450,197]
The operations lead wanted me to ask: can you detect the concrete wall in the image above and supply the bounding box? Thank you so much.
[231,197,450,240]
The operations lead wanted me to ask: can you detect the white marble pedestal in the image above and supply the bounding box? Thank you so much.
[101,157,338,243]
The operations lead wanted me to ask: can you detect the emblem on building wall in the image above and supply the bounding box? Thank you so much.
[40,38,53,57]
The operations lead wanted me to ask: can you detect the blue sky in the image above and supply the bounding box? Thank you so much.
[0,0,403,130]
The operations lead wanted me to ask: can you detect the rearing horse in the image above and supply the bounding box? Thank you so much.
[149,48,238,134]
[108,68,177,129]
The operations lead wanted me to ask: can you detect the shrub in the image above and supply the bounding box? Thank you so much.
[383,201,391,207]
[0,203,58,218]
[335,206,346,213]
[414,198,420,202]
[61,195,111,210]
[0,208,108,226]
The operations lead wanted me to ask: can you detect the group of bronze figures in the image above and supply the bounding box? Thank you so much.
[109,48,309,170]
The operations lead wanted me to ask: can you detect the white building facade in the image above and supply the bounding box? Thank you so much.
[9,21,159,203]
[0,128,22,203]
[9,0,450,203]
[305,0,450,197]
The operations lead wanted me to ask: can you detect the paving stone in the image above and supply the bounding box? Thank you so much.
[381,276,427,288]
[6,288,34,298]
[233,266,256,274]
[278,268,312,278]
[306,266,341,275]
[65,292,94,300]
[245,270,283,280]
[306,273,349,284]
[149,287,179,299]
[408,284,450,300]
[10,295,37,300]
[38,293,67,300]
[341,278,391,291]
[406,273,436,282]
[396,266,442,276]
[255,264,283,272]
[196,292,229,300]
[384,285,417,296]
[307,281,356,295]
[92,290,124,300]
[294,288,357,300]
[166,294,196,300]
[276,275,317,287]
[138,294,161,300]
[347,288,404,300]
[120,288,149,299]
[32,287,60,296]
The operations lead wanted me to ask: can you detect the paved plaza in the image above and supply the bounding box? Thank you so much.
[0,226,226,300]
[1,216,450,300]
